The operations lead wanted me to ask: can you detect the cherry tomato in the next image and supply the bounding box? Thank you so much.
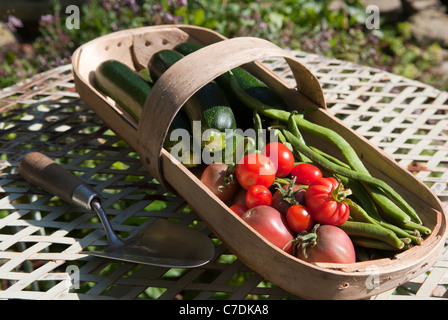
[304,177,350,226]
[230,204,248,217]
[235,153,276,190]
[262,142,295,177]
[290,163,322,185]
[241,205,295,254]
[200,163,239,203]
[245,185,272,209]
[271,183,306,215]
[286,205,313,233]
[293,224,356,264]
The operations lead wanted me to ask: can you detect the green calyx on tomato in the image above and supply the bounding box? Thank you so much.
[285,224,320,259]
[200,163,240,203]
[273,177,302,205]
[218,164,237,190]
[331,179,352,202]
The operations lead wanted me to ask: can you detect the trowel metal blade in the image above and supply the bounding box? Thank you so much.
[84,218,215,268]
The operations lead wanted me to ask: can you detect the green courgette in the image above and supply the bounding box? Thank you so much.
[172,41,203,56]
[94,59,193,160]
[149,49,237,154]
[174,42,289,129]
[94,60,151,121]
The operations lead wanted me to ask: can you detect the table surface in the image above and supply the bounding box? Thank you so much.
[1,49,448,300]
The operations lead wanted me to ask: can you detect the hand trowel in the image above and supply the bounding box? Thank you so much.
[19,152,215,268]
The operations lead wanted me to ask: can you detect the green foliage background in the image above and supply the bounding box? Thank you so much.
[0,0,445,91]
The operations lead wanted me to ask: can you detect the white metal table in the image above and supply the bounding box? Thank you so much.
[0,49,447,300]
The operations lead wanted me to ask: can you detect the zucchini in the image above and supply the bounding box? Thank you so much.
[225,67,288,111]
[174,41,204,55]
[174,42,289,129]
[94,60,193,162]
[149,49,237,154]
[94,60,151,121]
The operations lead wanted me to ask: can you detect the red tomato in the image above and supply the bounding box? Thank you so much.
[245,185,272,209]
[294,224,356,263]
[200,163,239,203]
[262,142,295,177]
[235,153,276,190]
[271,183,306,215]
[241,205,295,254]
[286,205,313,233]
[290,163,322,185]
[230,204,248,217]
[304,177,350,226]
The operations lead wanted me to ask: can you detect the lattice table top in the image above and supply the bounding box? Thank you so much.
[1,49,447,300]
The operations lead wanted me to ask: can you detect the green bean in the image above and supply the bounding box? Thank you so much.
[285,113,311,163]
[310,146,351,169]
[345,198,377,224]
[350,237,404,251]
[269,127,286,144]
[346,199,421,244]
[292,113,369,173]
[404,229,421,237]
[344,179,383,221]
[378,222,422,244]
[396,220,432,235]
[362,183,416,225]
[283,128,414,224]
[231,68,367,168]
[253,110,264,151]
[303,116,422,225]
[286,113,423,224]
[339,221,405,250]
[274,177,308,189]
[230,72,422,225]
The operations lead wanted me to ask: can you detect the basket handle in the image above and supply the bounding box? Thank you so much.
[137,36,324,189]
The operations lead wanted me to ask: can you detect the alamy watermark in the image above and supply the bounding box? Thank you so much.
[66,265,80,291]
[62,4,380,31]
[365,265,380,290]
[65,5,80,30]
[365,5,380,30]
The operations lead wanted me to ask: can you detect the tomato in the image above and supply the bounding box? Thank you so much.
[200,163,239,203]
[286,205,313,233]
[230,204,248,217]
[262,142,295,177]
[293,224,356,264]
[241,205,295,254]
[271,183,306,215]
[235,153,276,190]
[290,163,322,185]
[245,185,272,209]
[304,177,350,226]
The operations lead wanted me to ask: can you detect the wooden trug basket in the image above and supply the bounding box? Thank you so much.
[72,25,447,300]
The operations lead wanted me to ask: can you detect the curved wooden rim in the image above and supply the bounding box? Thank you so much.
[137,36,325,189]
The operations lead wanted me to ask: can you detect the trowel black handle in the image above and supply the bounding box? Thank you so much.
[19,152,100,209]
